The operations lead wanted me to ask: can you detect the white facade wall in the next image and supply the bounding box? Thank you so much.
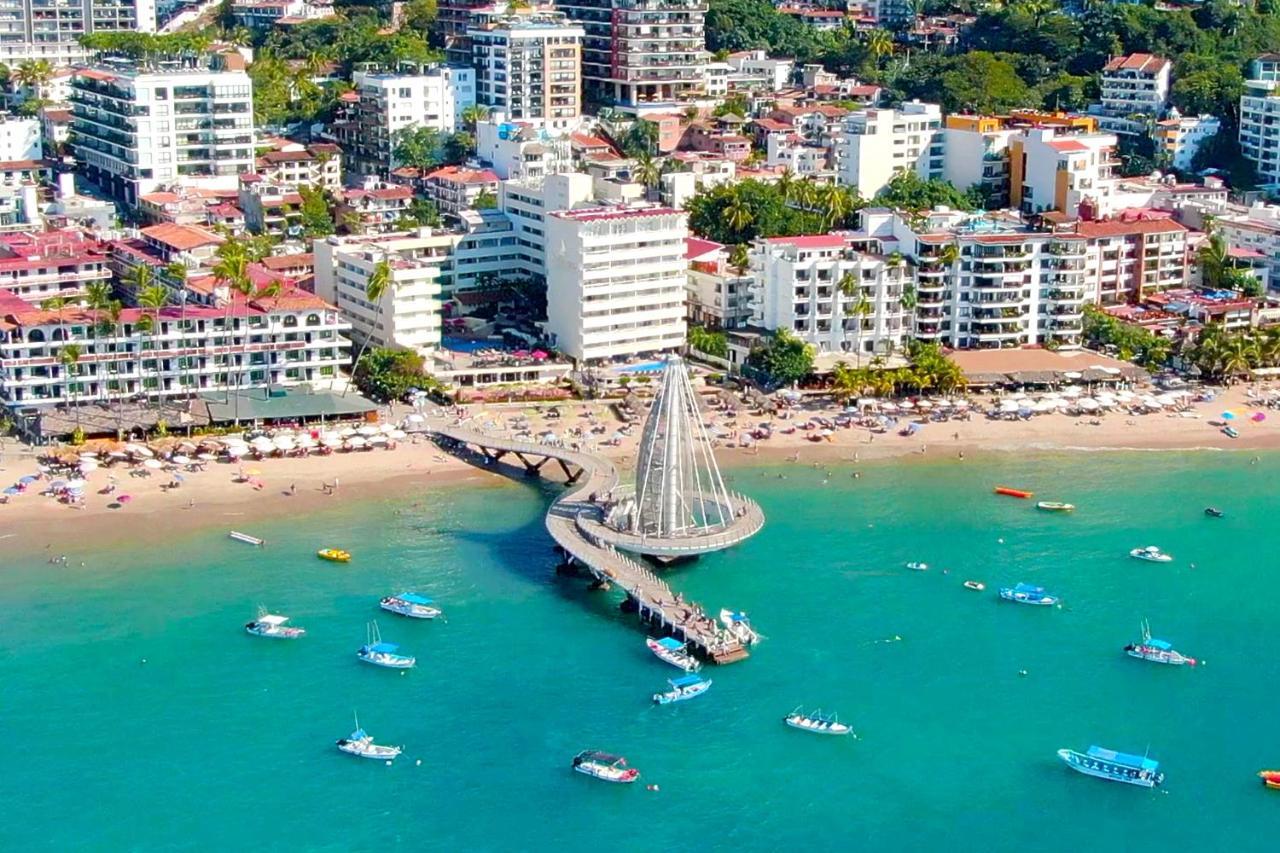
[836,101,942,199]
[0,0,155,65]
[1014,129,1118,217]
[545,206,688,362]
[1240,78,1280,185]
[0,115,40,162]
[470,15,583,129]
[941,125,1014,202]
[498,170,593,278]
[354,66,476,139]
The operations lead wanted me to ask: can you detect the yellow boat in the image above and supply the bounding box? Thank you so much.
[318,548,351,563]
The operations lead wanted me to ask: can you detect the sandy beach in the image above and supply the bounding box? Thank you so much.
[4,382,1278,557]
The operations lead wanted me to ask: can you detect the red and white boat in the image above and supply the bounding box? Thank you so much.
[572,750,639,783]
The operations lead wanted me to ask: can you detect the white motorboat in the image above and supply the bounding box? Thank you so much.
[380,592,441,619]
[783,707,852,736]
[905,561,928,571]
[646,637,700,671]
[1130,546,1173,563]
[357,621,416,669]
[653,674,712,705]
[571,750,639,783]
[336,714,402,760]
[244,609,305,639]
[719,609,760,645]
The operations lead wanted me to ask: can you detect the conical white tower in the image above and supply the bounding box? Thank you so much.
[631,355,735,538]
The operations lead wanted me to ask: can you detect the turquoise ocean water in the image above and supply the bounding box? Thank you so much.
[3,452,1279,851]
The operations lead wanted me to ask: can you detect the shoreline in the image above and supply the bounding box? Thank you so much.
[5,382,1278,558]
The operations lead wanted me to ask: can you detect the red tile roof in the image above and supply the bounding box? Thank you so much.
[1103,53,1170,74]
[1047,140,1089,153]
[1074,218,1186,238]
[685,237,724,259]
[140,223,225,252]
[763,234,849,250]
[424,165,500,185]
[552,206,681,223]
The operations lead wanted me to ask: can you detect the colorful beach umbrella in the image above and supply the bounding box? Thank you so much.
[1252,412,1267,422]
[1222,411,1236,420]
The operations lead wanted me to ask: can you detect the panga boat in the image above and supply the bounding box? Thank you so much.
[963,580,986,591]
[1125,619,1196,666]
[1258,770,1280,789]
[783,707,852,736]
[1036,501,1075,512]
[318,548,351,563]
[1204,507,1224,518]
[245,608,305,639]
[994,486,1034,499]
[719,609,760,645]
[653,673,712,704]
[571,750,639,783]
[1130,546,1172,563]
[999,583,1059,606]
[646,637,700,671]
[228,530,264,546]
[336,714,402,760]
[357,621,415,669]
[1057,745,1164,788]
[1222,425,1240,439]
[905,561,929,571]
[380,592,441,619]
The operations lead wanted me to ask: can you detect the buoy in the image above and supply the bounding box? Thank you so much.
[1018,669,1028,677]
[647,784,659,792]
[415,759,422,766]
[997,538,1005,544]
[385,760,393,766]
[140,658,147,664]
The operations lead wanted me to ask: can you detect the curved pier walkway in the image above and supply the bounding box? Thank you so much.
[430,419,755,664]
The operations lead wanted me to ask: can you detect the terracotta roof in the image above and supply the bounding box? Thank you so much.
[1103,53,1170,74]
[0,159,50,171]
[424,165,500,185]
[1074,218,1186,238]
[261,253,314,271]
[140,223,225,252]
[1047,140,1089,153]
[753,118,792,131]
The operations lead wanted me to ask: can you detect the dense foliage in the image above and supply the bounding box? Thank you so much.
[353,347,437,402]
[875,171,983,213]
[1082,305,1173,368]
[830,341,967,400]
[746,329,816,387]
[687,325,729,359]
[686,178,861,243]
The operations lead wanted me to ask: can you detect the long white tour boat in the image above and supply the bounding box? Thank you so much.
[336,714,402,760]
[379,592,441,619]
[571,750,639,783]
[646,637,700,671]
[244,609,305,639]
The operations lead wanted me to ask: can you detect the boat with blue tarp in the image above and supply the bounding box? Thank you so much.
[653,673,712,704]
[380,592,441,619]
[357,621,416,669]
[998,583,1059,606]
[647,636,700,671]
[1057,745,1164,787]
[336,713,402,760]
[1125,619,1196,666]
[719,609,760,645]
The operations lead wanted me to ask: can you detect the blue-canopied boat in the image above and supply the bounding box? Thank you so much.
[653,673,712,704]
[357,621,416,669]
[380,592,441,619]
[646,636,700,671]
[999,583,1059,606]
[1057,745,1164,787]
[1125,619,1196,666]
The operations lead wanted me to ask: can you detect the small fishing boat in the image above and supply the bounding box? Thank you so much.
[1130,546,1172,563]
[244,608,305,639]
[783,707,852,736]
[1258,770,1280,790]
[719,609,760,645]
[1036,501,1075,512]
[905,561,929,571]
[1057,745,1164,788]
[963,580,985,591]
[998,583,1059,606]
[357,621,415,669]
[994,486,1034,499]
[571,750,639,783]
[1204,507,1224,518]
[318,548,351,563]
[228,530,264,546]
[646,637,700,671]
[336,714,402,760]
[653,673,712,705]
[1222,426,1239,439]
[1124,619,1196,666]
[380,592,441,619]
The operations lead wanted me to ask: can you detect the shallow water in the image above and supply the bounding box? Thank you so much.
[2,452,1278,851]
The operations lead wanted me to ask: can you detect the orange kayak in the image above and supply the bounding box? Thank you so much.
[994,487,1034,499]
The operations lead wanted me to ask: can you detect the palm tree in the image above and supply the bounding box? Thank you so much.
[345,256,393,398]
[728,243,751,277]
[867,29,894,66]
[819,183,852,230]
[850,291,873,366]
[776,168,796,204]
[14,58,53,96]
[633,154,661,199]
[58,342,83,433]
[137,284,169,406]
[1197,232,1228,289]
[837,271,859,298]
[938,242,960,266]
[724,194,754,238]
[461,104,490,132]
[794,178,820,213]
[1219,335,1255,384]
[123,262,155,303]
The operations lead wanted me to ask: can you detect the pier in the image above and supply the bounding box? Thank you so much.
[430,421,756,663]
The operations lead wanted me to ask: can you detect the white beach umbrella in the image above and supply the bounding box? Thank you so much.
[405,414,426,424]
[339,427,357,438]
[379,423,395,433]
[197,453,217,461]
[273,436,296,451]
[143,458,164,469]
[1061,386,1083,398]
[880,401,898,410]
[297,436,317,449]
[129,445,154,458]
[369,435,389,445]
[1033,400,1056,412]
[388,429,407,440]
[899,400,915,409]
[999,400,1020,412]
[348,436,367,449]
[916,400,933,410]
[172,455,191,465]
[66,479,87,489]
[224,446,247,458]
[357,425,379,437]
[79,460,99,472]
[1079,398,1100,411]
[250,436,275,448]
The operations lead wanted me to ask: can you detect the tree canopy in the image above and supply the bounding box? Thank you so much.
[746,329,815,387]
[353,347,438,402]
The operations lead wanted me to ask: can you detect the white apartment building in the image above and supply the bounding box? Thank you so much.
[0,285,350,408]
[313,230,462,356]
[725,50,795,93]
[71,63,255,206]
[338,66,476,177]
[1239,56,1280,186]
[1008,128,1119,218]
[941,118,1018,208]
[1073,216,1188,305]
[1153,112,1219,171]
[544,204,688,362]
[836,101,943,199]
[1096,53,1171,136]
[1213,203,1280,285]
[686,237,751,330]
[749,233,908,358]
[470,10,583,129]
[474,116,574,180]
[498,170,593,277]
[0,114,40,162]
[765,133,832,179]
[253,143,342,191]
[0,0,155,66]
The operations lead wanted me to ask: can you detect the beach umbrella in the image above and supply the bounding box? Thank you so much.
[380,423,396,433]
[272,436,295,451]
[340,427,357,438]
[196,453,217,461]
[916,400,933,410]
[405,414,426,424]
[224,446,247,458]
[1061,386,1083,398]
[1252,412,1267,422]
[370,435,389,445]
[143,459,163,469]
[3,486,19,495]
[118,495,133,504]
[66,479,86,490]
[388,429,407,440]
[899,400,915,409]
[18,475,38,484]
[1222,411,1236,420]
[348,436,367,448]
[357,425,379,437]
[172,455,191,465]
[1033,400,1056,412]
[297,436,318,448]
[79,460,99,472]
